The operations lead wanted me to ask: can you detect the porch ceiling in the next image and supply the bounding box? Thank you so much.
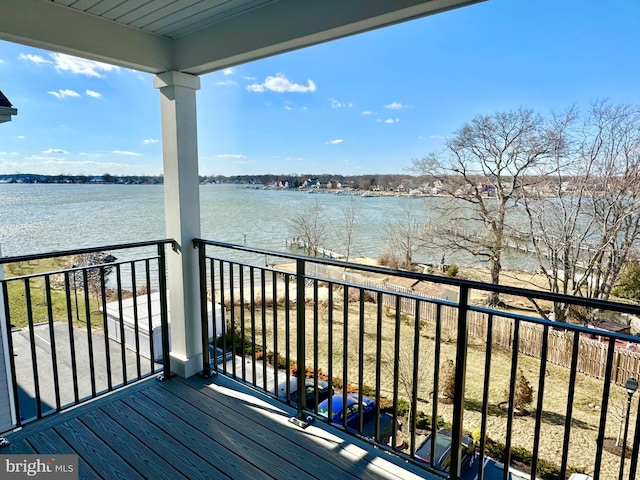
[0,0,484,75]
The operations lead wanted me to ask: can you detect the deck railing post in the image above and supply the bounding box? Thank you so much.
[196,241,214,378]
[450,284,470,480]
[289,258,312,428]
[157,242,174,381]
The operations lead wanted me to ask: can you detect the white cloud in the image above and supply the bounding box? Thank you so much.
[85,90,101,98]
[42,148,68,154]
[247,73,317,93]
[286,157,304,162]
[51,53,119,78]
[329,139,344,145]
[48,89,80,99]
[361,111,375,115]
[283,105,292,111]
[16,136,25,140]
[377,118,400,124]
[19,53,50,65]
[216,80,238,86]
[385,102,409,110]
[112,150,142,156]
[216,154,248,159]
[143,138,159,145]
[330,99,353,108]
[0,59,5,64]
[223,68,235,75]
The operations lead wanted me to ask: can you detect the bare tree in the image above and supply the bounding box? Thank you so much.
[412,109,563,305]
[520,101,640,321]
[290,199,326,256]
[383,202,422,269]
[336,197,359,262]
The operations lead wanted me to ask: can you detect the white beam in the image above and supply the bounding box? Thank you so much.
[154,71,203,378]
[0,0,172,73]
[175,0,484,74]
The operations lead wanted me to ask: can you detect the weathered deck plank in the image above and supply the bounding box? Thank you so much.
[1,374,436,480]
[157,378,368,480]
[54,418,146,480]
[24,429,102,480]
[99,401,224,480]
[79,408,187,480]
[120,390,268,480]
[139,384,322,480]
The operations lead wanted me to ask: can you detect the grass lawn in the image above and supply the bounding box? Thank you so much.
[2,257,106,330]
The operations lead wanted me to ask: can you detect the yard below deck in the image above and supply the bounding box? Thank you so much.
[1,373,437,480]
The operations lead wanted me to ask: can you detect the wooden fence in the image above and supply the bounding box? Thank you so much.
[306,262,640,386]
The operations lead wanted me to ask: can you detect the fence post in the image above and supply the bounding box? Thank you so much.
[196,241,214,378]
[290,258,311,428]
[157,242,173,382]
[450,284,469,479]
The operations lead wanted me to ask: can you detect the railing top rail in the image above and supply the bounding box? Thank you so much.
[194,238,640,317]
[0,239,177,265]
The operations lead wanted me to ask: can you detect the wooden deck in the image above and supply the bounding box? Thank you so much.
[1,374,437,479]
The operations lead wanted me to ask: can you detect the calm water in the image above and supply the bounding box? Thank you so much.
[0,184,415,257]
[0,183,534,269]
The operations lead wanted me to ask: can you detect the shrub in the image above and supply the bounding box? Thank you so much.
[440,359,456,399]
[471,426,485,445]
[215,331,261,356]
[378,252,399,269]
[265,350,289,370]
[504,368,534,409]
[446,263,459,277]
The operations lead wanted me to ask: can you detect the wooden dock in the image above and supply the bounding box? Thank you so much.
[286,238,345,260]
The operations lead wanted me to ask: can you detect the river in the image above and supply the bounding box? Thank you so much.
[0,183,535,269]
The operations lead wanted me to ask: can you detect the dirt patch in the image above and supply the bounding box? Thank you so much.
[603,437,633,459]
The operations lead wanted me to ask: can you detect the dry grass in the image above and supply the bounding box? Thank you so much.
[226,288,632,479]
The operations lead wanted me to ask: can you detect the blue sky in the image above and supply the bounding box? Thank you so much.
[0,0,638,177]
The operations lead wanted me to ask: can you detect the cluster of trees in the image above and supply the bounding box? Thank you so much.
[410,100,640,320]
[0,174,163,184]
[201,173,414,190]
[290,101,640,323]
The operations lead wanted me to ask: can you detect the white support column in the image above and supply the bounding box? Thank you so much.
[153,71,202,378]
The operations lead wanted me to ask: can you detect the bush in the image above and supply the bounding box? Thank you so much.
[215,330,260,356]
[504,368,534,409]
[440,359,456,399]
[484,437,587,480]
[446,263,459,277]
[265,350,290,370]
[378,252,399,269]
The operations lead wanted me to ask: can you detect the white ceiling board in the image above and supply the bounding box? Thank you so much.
[0,0,483,75]
[0,0,173,72]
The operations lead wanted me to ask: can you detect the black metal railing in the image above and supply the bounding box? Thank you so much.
[194,238,640,480]
[0,240,173,433]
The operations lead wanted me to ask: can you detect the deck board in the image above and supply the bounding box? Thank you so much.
[27,428,103,480]
[157,377,370,480]
[54,418,146,480]
[120,390,267,480]
[79,408,187,480]
[1,374,436,480]
[141,385,320,480]
[99,401,222,480]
